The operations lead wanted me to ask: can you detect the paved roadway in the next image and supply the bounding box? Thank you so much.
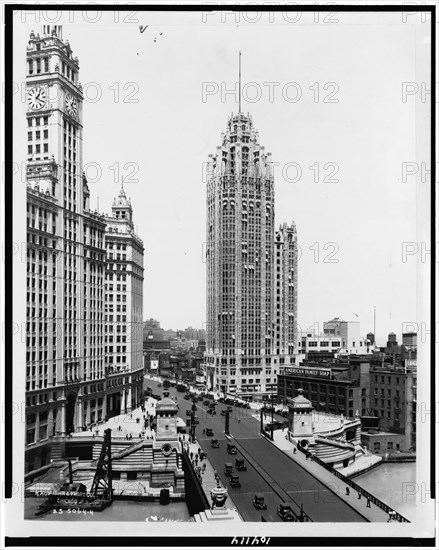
[145,378,367,522]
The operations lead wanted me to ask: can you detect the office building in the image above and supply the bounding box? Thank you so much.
[205,111,298,397]
[25,25,107,470]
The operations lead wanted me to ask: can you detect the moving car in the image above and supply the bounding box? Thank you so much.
[206,428,214,437]
[229,474,241,488]
[253,493,267,510]
[277,503,295,522]
[235,458,247,471]
[224,462,233,477]
[203,400,210,405]
[211,438,219,448]
[227,443,237,455]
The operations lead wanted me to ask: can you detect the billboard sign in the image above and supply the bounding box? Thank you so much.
[150,359,159,371]
[283,366,331,379]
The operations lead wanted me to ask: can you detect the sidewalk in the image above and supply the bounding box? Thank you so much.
[269,430,393,522]
[72,399,157,440]
[180,436,240,515]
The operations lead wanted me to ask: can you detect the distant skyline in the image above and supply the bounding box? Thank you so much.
[14,11,430,346]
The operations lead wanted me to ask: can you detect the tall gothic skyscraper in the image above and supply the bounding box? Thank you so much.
[205,111,298,397]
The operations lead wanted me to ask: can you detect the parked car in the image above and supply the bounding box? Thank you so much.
[227,443,237,455]
[224,462,233,477]
[277,503,295,522]
[229,474,241,488]
[253,493,267,510]
[235,458,247,471]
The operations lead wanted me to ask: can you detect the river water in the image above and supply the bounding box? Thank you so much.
[355,462,416,522]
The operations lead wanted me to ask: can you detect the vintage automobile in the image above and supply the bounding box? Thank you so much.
[207,408,216,415]
[211,438,220,448]
[235,458,247,471]
[277,503,296,522]
[220,410,226,416]
[227,443,237,455]
[203,400,210,405]
[206,428,214,437]
[253,493,267,510]
[224,462,233,477]
[229,474,241,488]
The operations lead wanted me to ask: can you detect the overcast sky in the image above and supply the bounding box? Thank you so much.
[17,10,431,345]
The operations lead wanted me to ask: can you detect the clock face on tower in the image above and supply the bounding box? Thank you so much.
[65,94,78,117]
[27,87,47,110]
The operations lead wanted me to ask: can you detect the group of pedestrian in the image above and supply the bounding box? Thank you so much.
[345,487,371,508]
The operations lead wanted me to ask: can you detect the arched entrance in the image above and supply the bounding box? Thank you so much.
[66,393,77,434]
[106,392,121,419]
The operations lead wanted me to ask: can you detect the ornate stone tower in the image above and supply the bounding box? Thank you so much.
[287,389,314,438]
[25,25,106,471]
[205,111,276,396]
[104,183,144,416]
[151,397,184,491]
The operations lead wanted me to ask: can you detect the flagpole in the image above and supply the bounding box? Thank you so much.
[373,306,376,348]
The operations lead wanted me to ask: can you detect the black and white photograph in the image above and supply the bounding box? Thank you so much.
[1,2,436,547]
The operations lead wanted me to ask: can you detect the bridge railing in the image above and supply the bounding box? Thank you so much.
[296,444,410,523]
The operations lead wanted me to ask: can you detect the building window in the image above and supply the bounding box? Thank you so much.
[373,442,380,452]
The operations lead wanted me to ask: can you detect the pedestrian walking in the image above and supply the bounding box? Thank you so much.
[293,448,296,454]
[345,487,350,496]
[357,492,361,499]
[366,498,371,508]
[190,452,193,460]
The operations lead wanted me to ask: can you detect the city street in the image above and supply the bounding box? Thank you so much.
[145,377,367,522]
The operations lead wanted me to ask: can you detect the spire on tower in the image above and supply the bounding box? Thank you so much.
[238,50,242,113]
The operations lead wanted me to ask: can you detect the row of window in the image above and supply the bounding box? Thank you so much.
[28,56,49,75]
